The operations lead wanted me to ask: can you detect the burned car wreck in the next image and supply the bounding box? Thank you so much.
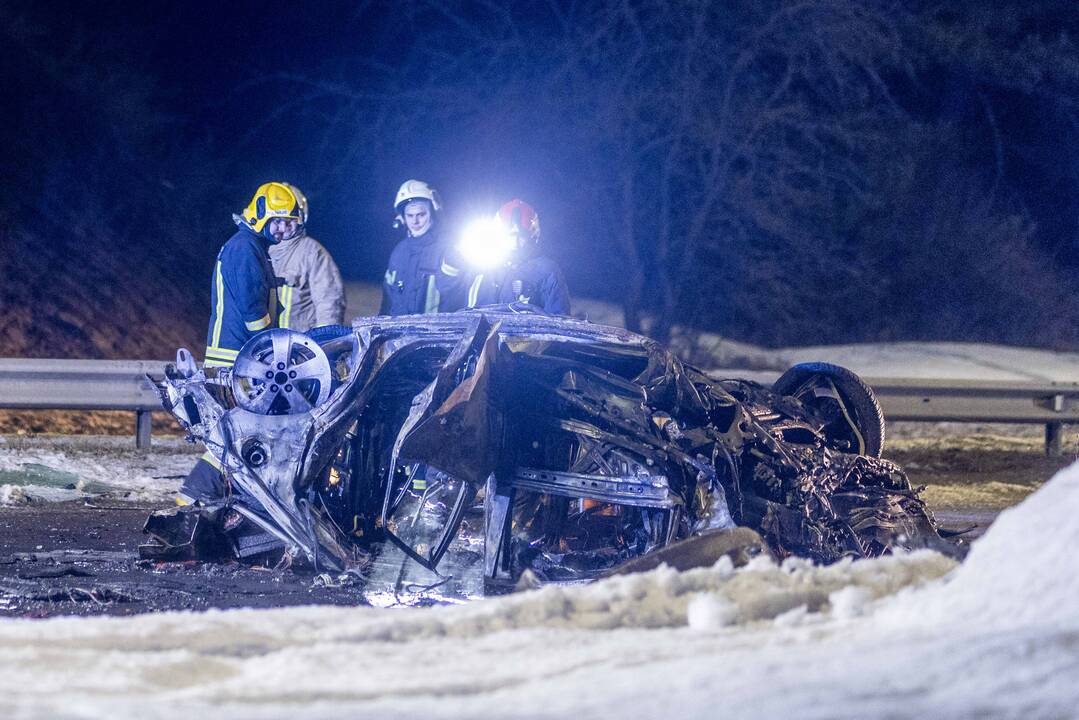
[148,307,955,603]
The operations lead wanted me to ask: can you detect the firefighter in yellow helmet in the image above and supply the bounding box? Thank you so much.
[201,182,301,366]
[180,182,301,503]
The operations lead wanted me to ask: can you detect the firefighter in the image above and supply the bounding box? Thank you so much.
[267,183,346,332]
[203,182,298,367]
[379,179,467,315]
[179,182,301,504]
[471,199,571,314]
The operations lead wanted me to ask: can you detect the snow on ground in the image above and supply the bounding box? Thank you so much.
[0,436,195,504]
[782,341,1079,382]
[0,460,1077,718]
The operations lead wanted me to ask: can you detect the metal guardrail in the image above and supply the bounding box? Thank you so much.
[0,358,166,448]
[863,377,1079,424]
[712,369,1079,454]
[1,359,1077,454]
[874,377,1079,455]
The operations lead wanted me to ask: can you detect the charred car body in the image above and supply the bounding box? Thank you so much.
[149,307,954,602]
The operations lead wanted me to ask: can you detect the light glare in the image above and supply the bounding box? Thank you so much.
[458,217,515,269]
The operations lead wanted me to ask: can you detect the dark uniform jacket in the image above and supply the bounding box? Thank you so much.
[205,227,279,367]
[380,228,468,315]
[473,253,571,315]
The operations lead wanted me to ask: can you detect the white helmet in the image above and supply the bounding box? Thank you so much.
[282,183,309,225]
[394,179,443,216]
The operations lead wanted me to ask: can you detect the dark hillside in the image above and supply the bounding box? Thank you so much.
[1,4,219,360]
[0,223,206,360]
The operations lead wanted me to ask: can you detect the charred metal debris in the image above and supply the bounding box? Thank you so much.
[146,307,958,601]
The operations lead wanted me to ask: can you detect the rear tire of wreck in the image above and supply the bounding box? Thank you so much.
[773,362,885,458]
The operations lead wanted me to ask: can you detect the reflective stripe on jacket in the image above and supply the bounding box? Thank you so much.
[268,233,346,332]
[379,229,468,316]
[205,228,279,367]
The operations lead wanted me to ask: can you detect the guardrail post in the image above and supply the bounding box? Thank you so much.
[136,410,152,449]
[1045,422,1064,457]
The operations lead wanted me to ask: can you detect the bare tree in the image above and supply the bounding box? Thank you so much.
[299,0,1079,347]
[307,1,919,340]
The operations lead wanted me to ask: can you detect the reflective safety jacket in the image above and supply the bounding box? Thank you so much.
[379,228,468,316]
[205,228,279,367]
[470,254,571,315]
[268,232,345,332]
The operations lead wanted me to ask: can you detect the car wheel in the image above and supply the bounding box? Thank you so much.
[231,329,333,415]
[772,362,885,457]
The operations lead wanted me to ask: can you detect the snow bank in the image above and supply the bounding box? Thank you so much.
[0,551,955,720]
[880,460,1079,630]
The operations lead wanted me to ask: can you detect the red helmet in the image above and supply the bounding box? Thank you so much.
[497,199,541,246]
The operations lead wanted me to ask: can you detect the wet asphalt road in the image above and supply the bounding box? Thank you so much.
[0,501,370,617]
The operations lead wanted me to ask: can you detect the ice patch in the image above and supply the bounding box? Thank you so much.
[0,438,196,502]
[0,462,82,489]
[0,484,30,505]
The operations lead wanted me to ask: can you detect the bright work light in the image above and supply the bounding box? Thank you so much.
[458,217,515,269]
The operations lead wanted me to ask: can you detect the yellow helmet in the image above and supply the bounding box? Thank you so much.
[242,182,303,233]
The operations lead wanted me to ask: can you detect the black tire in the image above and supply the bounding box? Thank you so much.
[773,362,885,457]
[306,324,352,345]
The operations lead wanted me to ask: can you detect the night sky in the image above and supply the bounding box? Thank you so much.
[80,2,412,278]
[106,1,574,285]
